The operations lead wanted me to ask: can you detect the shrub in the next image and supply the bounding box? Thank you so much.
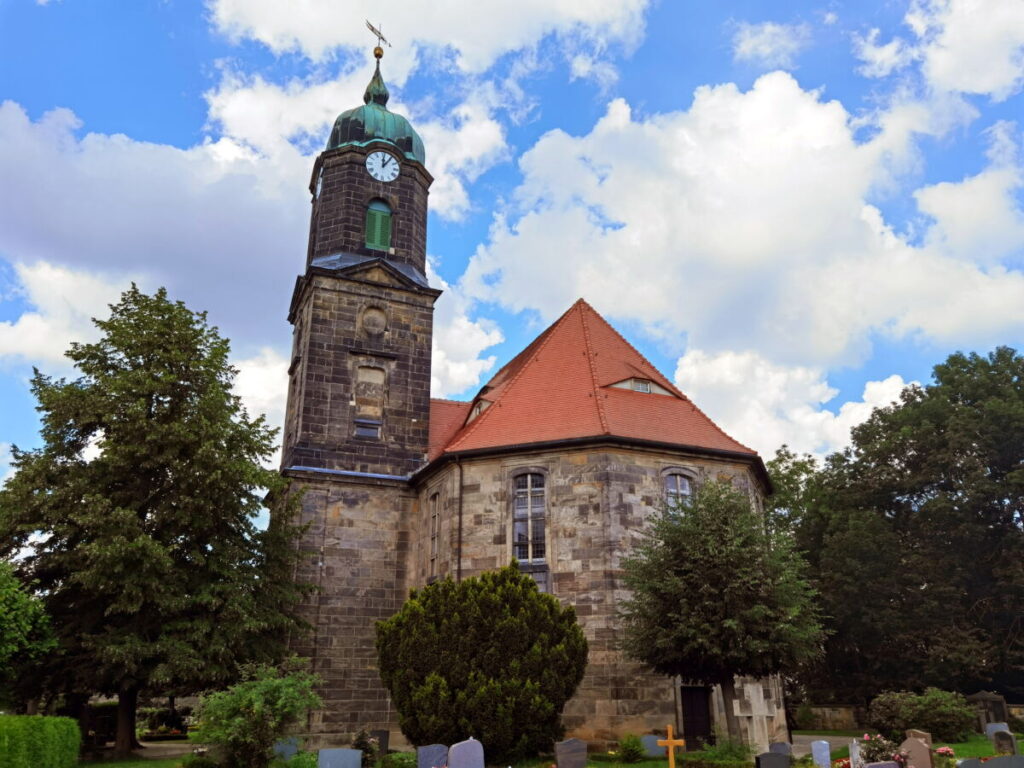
[618,734,645,763]
[375,564,588,764]
[382,752,417,768]
[867,689,975,742]
[353,728,380,768]
[795,702,816,730]
[181,754,222,768]
[284,752,319,768]
[699,732,755,763]
[0,714,80,768]
[191,658,321,768]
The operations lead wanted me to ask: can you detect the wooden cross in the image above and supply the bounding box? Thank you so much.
[658,725,686,768]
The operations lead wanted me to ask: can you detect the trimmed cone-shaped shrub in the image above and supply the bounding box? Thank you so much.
[376,564,588,763]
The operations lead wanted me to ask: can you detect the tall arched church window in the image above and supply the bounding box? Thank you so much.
[665,472,692,507]
[513,473,546,563]
[429,492,440,579]
[365,199,392,251]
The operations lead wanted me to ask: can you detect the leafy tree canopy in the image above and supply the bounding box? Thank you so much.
[620,480,824,738]
[0,560,55,702]
[375,564,588,763]
[0,285,309,753]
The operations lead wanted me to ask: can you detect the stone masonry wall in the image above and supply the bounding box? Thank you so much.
[285,470,412,749]
[408,444,768,746]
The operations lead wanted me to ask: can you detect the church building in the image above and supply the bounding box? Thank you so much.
[281,48,787,752]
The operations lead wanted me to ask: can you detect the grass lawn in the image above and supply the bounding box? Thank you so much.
[80,759,183,767]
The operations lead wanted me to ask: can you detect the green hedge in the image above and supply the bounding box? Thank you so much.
[0,714,81,768]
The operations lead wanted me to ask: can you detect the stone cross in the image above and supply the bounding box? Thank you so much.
[657,725,687,768]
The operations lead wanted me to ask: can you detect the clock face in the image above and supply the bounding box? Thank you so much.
[366,151,400,182]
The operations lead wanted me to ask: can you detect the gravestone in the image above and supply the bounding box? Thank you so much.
[418,744,449,768]
[448,737,485,768]
[899,737,932,768]
[958,759,983,768]
[274,738,300,760]
[849,739,861,768]
[993,731,1018,756]
[756,752,791,768]
[320,748,362,768]
[371,730,390,756]
[864,762,898,768]
[811,740,831,768]
[642,735,667,758]
[985,757,1024,768]
[988,724,1011,740]
[906,730,933,748]
[556,738,587,768]
[770,743,793,756]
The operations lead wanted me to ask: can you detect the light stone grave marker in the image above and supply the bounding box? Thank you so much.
[849,739,861,768]
[812,740,831,768]
[993,731,1018,756]
[417,744,448,768]
[274,738,300,760]
[906,730,932,748]
[987,724,1011,740]
[555,738,587,768]
[899,737,932,768]
[642,735,666,758]
[319,748,362,768]
[448,737,484,768]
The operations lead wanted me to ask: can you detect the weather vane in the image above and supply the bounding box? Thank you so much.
[366,20,391,58]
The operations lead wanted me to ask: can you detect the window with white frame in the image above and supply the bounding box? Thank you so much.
[665,472,693,507]
[513,473,546,564]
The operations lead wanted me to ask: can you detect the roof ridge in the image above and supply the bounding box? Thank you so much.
[578,302,611,435]
[580,302,686,399]
[445,303,579,452]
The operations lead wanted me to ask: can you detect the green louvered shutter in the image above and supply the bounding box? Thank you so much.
[365,202,392,250]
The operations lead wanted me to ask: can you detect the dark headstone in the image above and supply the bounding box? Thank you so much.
[993,731,1018,756]
[556,738,588,768]
[642,735,666,758]
[757,752,791,768]
[811,740,831,768]
[984,758,1024,768]
[448,737,484,768]
[988,724,1012,740]
[274,738,300,760]
[770,743,793,756]
[319,748,362,768]
[371,730,390,756]
[899,737,932,768]
[957,759,983,768]
[906,730,932,747]
[418,744,449,768]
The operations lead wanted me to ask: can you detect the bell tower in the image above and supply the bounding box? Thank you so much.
[280,44,439,744]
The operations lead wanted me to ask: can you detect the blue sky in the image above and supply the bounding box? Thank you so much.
[1,0,1023,477]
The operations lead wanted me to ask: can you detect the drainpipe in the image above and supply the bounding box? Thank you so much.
[456,456,464,582]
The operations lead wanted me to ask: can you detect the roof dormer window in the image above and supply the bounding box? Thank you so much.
[632,379,652,393]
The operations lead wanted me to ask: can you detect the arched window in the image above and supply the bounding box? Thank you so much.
[365,199,392,251]
[513,473,546,564]
[429,492,440,578]
[665,472,692,507]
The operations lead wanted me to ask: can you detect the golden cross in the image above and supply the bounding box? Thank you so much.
[658,725,686,768]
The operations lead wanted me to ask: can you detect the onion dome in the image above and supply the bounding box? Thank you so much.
[326,50,425,164]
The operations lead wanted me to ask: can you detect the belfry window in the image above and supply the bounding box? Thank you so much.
[513,473,546,563]
[354,366,385,439]
[365,199,392,251]
[665,472,693,507]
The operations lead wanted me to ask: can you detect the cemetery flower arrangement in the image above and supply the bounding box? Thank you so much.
[932,746,955,768]
[860,734,907,766]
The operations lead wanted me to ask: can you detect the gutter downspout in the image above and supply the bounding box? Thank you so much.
[456,456,464,582]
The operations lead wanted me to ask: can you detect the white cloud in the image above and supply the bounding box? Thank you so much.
[0,261,136,366]
[233,347,289,467]
[675,349,911,457]
[569,53,620,91]
[854,28,917,78]
[426,261,503,398]
[732,21,812,69]
[462,71,1024,370]
[908,0,1024,100]
[207,0,649,71]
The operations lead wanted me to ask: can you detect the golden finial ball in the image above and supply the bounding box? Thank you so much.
[374,46,383,59]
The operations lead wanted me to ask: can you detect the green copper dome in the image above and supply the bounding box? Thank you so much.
[326,59,425,164]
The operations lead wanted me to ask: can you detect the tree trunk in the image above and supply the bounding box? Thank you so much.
[114,684,139,758]
[719,676,741,744]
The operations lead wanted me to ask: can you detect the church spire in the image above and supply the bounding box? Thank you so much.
[363,55,390,107]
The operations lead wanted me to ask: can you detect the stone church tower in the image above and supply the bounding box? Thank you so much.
[281,49,788,752]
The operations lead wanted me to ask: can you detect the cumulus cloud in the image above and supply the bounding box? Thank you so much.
[732,21,812,69]
[0,261,137,366]
[426,261,503,398]
[854,28,917,78]
[675,349,911,457]
[462,72,1024,370]
[233,347,289,467]
[207,0,649,70]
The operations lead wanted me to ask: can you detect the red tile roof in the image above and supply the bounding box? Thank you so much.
[427,299,757,461]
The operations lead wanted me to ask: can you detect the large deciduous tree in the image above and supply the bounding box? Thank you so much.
[375,564,588,763]
[782,347,1024,702]
[620,480,824,740]
[0,286,309,756]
